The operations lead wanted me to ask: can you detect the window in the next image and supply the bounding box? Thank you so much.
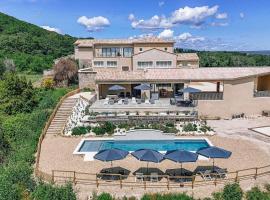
[94,61,104,67]
[101,47,120,57]
[123,47,133,57]
[107,61,117,67]
[139,48,143,52]
[137,61,153,68]
[156,61,172,68]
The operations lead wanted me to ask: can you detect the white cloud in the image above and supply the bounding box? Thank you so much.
[158,29,174,38]
[77,16,110,32]
[129,5,220,29]
[128,33,154,40]
[41,26,61,34]
[176,32,205,43]
[240,12,245,19]
[130,14,172,29]
[158,1,165,7]
[210,22,229,27]
[170,5,219,26]
[216,12,228,19]
[128,13,135,21]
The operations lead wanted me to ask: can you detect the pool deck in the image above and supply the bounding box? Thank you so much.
[38,117,270,199]
[90,98,195,113]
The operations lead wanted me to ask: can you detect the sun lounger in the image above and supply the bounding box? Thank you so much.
[215,168,227,178]
[198,170,212,181]
[145,99,150,104]
[135,173,144,182]
[150,99,155,104]
[150,173,159,182]
[103,100,109,105]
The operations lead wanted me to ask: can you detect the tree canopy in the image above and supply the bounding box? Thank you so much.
[0,12,77,73]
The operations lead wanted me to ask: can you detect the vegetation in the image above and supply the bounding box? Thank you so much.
[31,182,76,200]
[90,183,270,200]
[182,123,198,132]
[0,12,76,73]
[175,48,270,67]
[71,126,91,136]
[0,71,75,199]
[53,58,78,86]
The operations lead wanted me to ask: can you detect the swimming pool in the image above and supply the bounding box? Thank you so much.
[77,139,210,153]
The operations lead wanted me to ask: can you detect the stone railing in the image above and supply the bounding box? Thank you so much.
[190,92,223,100]
[254,90,270,97]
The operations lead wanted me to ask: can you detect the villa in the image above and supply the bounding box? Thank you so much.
[75,38,270,119]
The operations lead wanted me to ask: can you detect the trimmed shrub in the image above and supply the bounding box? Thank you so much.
[97,192,113,200]
[182,123,197,132]
[222,183,243,200]
[71,126,91,135]
[141,193,194,200]
[92,127,106,135]
[246,186,270,200]
[41,78,55,90]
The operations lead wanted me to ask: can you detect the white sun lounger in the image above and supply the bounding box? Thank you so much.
[135,173,144,182]
[150,173,159,182]
[198,170,212,181]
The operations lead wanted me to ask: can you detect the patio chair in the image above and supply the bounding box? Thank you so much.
[136,99,142,104]
[124,98,129,105]
[145,99,150,104]
[131,97,136,104]
[170,98,176,105]
[150,173,159,182]
[198,170,212,181]
[150,98,155,104]
[118,99,123,105]
[135,173,144,182]
[109,99,114,105]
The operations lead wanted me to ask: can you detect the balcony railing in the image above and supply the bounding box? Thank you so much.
[190,92,223,100]
[254,90,270,97]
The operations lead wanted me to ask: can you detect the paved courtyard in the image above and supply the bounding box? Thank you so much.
[38,117,270,199]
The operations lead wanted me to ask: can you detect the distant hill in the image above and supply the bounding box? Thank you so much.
[241,51,270,56]
[175,48,270,67]
[0,12,77,73]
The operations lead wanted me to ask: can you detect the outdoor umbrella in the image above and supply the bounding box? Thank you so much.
[164,150,198,175]
[108,85,126,91]
[181,87,201,93]
[134,83,151,90]
[94,148,129,167]
[197,146,232,171]
[131,149,164,173]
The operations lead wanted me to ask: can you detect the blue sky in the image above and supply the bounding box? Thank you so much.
[0,0,270,51]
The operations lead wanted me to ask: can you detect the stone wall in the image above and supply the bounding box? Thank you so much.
[78,69,97,89]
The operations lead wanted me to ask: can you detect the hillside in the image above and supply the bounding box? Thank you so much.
[0,12,77,73]
[175,48,270,67]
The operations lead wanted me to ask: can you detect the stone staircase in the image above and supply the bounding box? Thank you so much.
[46,97,78,135]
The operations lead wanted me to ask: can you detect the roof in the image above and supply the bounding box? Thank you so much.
[177,53,199,61]
[75,37,175,47]
[92,67,270,82]
[133,48,176,57]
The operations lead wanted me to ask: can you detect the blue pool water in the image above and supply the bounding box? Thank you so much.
[78,139,209,152]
